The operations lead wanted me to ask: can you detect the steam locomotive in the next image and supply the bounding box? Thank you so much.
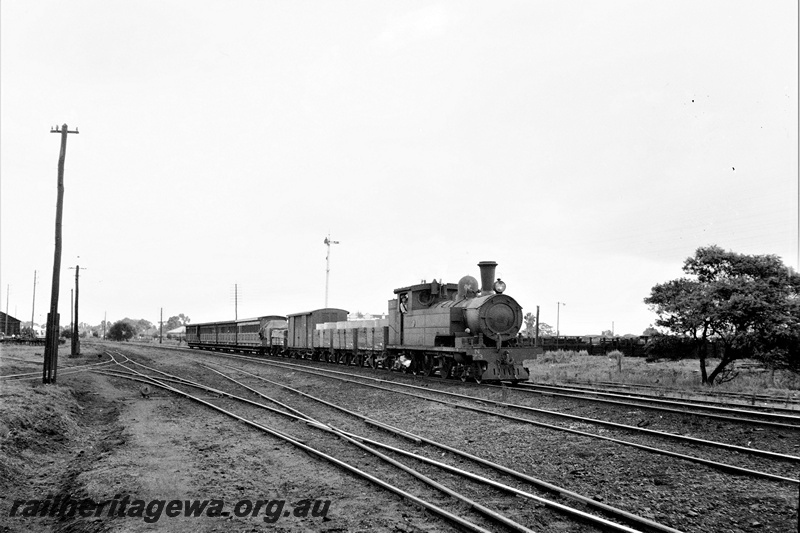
[186,261,540,383]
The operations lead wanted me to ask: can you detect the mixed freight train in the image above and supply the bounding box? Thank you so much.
[186,261,541,383]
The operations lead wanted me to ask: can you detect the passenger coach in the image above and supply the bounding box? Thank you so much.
[186,315,287,354]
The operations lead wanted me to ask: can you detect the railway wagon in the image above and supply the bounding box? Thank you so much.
[286,308,349,356]
[313,319,389,365]
[186,315,287,353]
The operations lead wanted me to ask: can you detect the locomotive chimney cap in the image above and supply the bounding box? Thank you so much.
[477,261,499,296]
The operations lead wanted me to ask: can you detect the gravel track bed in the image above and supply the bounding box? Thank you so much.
[120,349,602,532]
[189,352,799,475]
[117,344,799,532]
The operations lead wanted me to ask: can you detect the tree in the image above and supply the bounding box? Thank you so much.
[107,320,137,341]
[135,318,155,336]
[523,312,536,339]
[164,314,191,332]
[642,325,659,336]
[601,329,614,338]
[538,322,555,337]
[522,313,555,339]
[645,245,800,385]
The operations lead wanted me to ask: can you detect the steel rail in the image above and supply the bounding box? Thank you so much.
[99,365,540,533]
[108,352,422,447]
[110,352,625,533]
[97,355,496,533]
[204,359,685,533]
[104,357,543,533]
[240,356,800,463]
[564,379,800,405]
[180,342,800,419]
[145,342,800,408]
[229,357,799,483]
[95,362,307,445]
[0,358,114,380]
[531,380,800,411]
[175,357,662,533]
[511,382,800,426]
[197,362,423,445]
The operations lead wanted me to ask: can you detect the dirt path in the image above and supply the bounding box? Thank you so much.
[1,346,443,533]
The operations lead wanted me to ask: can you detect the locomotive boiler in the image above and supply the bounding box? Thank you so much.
[385,261,540,382]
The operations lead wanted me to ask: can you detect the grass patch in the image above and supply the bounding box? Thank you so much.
[523,351,800,395]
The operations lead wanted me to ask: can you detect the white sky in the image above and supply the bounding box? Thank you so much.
[1,1,797,336]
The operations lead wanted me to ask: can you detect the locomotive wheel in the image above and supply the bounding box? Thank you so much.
[422,355,435,377]
[472,363,485,384]
[439,359,451,379]
[344,353,353,366]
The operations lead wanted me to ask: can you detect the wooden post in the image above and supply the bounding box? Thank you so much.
[71,265,80,357]
[44,124,78,383]
[31,271,37,334]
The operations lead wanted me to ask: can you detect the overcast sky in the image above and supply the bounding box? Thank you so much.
[1,1,797,336]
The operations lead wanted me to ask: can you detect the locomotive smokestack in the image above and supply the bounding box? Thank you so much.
[477,261,498,296]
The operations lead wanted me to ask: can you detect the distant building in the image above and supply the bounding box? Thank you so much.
[166,325,186,341]
[347,312,387,321]
[0,312,22,337]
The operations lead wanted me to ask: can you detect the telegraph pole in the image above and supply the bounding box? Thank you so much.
[68,264,84,357]
[556,301,566,348]
[159,307,163,344]
[324,234,339,308]
[31,271,37,332]
[4,285,8,336]
[44,124,78,384]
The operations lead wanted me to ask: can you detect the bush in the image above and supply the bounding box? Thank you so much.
[107,321,136,341]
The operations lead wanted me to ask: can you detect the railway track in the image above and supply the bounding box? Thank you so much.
[562,379,800,408]
[507,382,800,429]
[177,343,800,427]
[97,349,674,533]
[172,348,800,483]
[6,341,796,530]
[0,357,113,380]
